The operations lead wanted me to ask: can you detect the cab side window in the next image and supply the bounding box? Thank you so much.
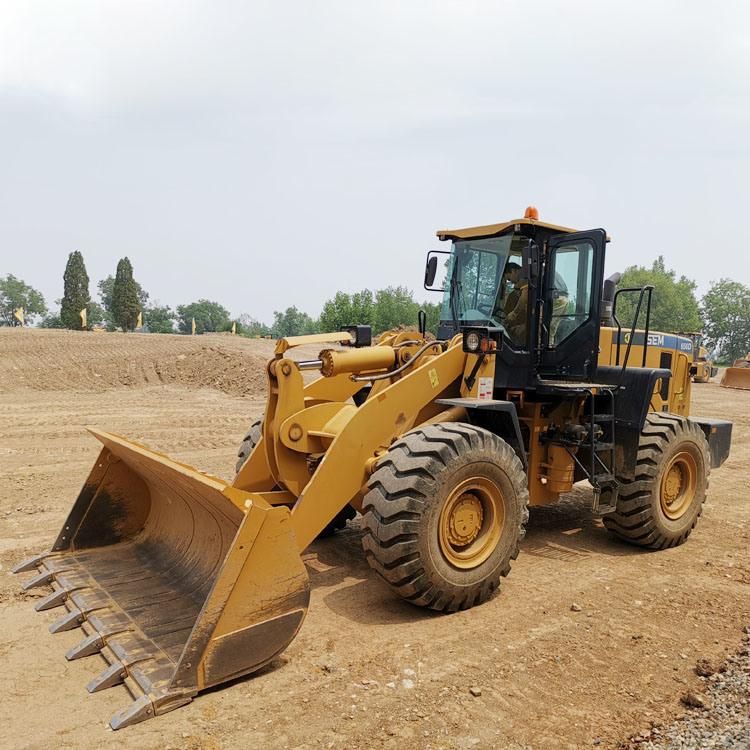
[545,242,594,346]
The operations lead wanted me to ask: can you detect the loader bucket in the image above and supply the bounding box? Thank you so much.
[720,365,750,390]
[13,430,309,729]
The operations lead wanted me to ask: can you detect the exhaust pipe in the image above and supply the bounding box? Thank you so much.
[600,272,622,327]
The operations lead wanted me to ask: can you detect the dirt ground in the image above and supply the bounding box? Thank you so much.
[0,329,748,750]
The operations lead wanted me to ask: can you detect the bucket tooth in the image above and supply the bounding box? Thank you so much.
[12,553,50,574]
[66,633,104,661]
[22,569,57,590]
[87,662,126,693]
[109,695,155,731]
[35,587,70,612]
[109,691,194,730]
[49,609,84,634]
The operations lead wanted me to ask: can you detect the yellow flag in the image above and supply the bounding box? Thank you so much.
[136,311,143,328]
[13,307,24,325]
[79,308,87,329]
[231,321,236,335]
[191,317,196,335]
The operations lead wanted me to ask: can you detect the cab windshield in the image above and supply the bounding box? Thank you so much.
[440,235,515,327]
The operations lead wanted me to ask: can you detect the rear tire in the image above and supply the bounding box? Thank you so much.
[604,413,710,549]
[362,423,529,612]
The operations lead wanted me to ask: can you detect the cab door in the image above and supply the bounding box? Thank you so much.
[537,229,606,380]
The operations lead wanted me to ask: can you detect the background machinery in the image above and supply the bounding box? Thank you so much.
[721,352,750,390]
[679,332,719,383]
[15,208,732,729]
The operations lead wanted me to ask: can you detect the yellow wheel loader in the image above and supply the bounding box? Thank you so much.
[678,332,718,383]
[720,353,750,390]
[15,208,733,729]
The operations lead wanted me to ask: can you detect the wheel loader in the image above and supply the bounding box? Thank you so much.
[679,332,718,383]
[15,207,733,729]
[720,352,750,390]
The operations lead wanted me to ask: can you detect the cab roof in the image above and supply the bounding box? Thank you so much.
[436,217,578,242]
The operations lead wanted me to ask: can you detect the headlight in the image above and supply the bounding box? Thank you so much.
[462,327,500,355]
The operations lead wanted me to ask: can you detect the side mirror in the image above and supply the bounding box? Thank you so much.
[521,240,540,287]
[424,250,450,291]
[424,255,438,287]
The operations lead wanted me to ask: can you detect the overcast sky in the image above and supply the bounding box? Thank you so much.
[1,1,748,322]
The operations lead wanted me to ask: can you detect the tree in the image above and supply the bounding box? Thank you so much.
[0,274,47,326]
[701,279,750,363]
[39,312,65,328]
[615,257,701,334]
[176,299,230,334]
[319,286,440,335]
[238,314,271,337]
[87,301,106,327]
[145,304,175,333]
[319,289,374,332]
[60,251,91,329]
[111,257,141,331]
[422,301,442,334]
[271,306,318,337]
[98,273,149,329]
[373,285,420,333]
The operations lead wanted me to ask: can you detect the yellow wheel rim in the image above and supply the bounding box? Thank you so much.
[438,476,505,569]
[659,450,698,520]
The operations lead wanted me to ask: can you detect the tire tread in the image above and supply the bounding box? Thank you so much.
[362,423,529,612]
[603,413,710,550]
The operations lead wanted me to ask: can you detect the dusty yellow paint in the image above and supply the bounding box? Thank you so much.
[437,216,579,241]
[598,327,691,416]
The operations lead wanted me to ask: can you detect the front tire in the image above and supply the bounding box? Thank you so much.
[235,419,262,475]
[362,423,529,612]
[604,413,710,549]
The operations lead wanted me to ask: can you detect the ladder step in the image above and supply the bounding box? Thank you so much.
[596,502,618,516]
[593,481,619,514]
[593,442,614,451]
[593,473,617,485]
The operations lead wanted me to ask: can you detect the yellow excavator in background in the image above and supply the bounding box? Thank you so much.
[15,208,732,729]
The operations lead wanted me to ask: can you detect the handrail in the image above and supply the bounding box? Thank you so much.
[612,285,654,372]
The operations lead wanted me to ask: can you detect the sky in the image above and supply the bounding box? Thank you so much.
[1,1,749,323]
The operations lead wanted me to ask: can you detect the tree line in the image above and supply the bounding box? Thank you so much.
[1,250,749,362]
[613,256,750,362]
[0,251,441,338]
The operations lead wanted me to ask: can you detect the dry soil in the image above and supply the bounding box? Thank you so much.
[0,328,748,750]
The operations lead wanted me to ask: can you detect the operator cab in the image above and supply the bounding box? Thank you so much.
[425,207,607,387]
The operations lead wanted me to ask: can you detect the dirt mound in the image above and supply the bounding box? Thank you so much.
[0,328,274,397]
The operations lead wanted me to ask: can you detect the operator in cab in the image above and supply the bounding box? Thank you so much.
[503,262,529,345]
[500,261,522,315]
[496,258,570,347]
